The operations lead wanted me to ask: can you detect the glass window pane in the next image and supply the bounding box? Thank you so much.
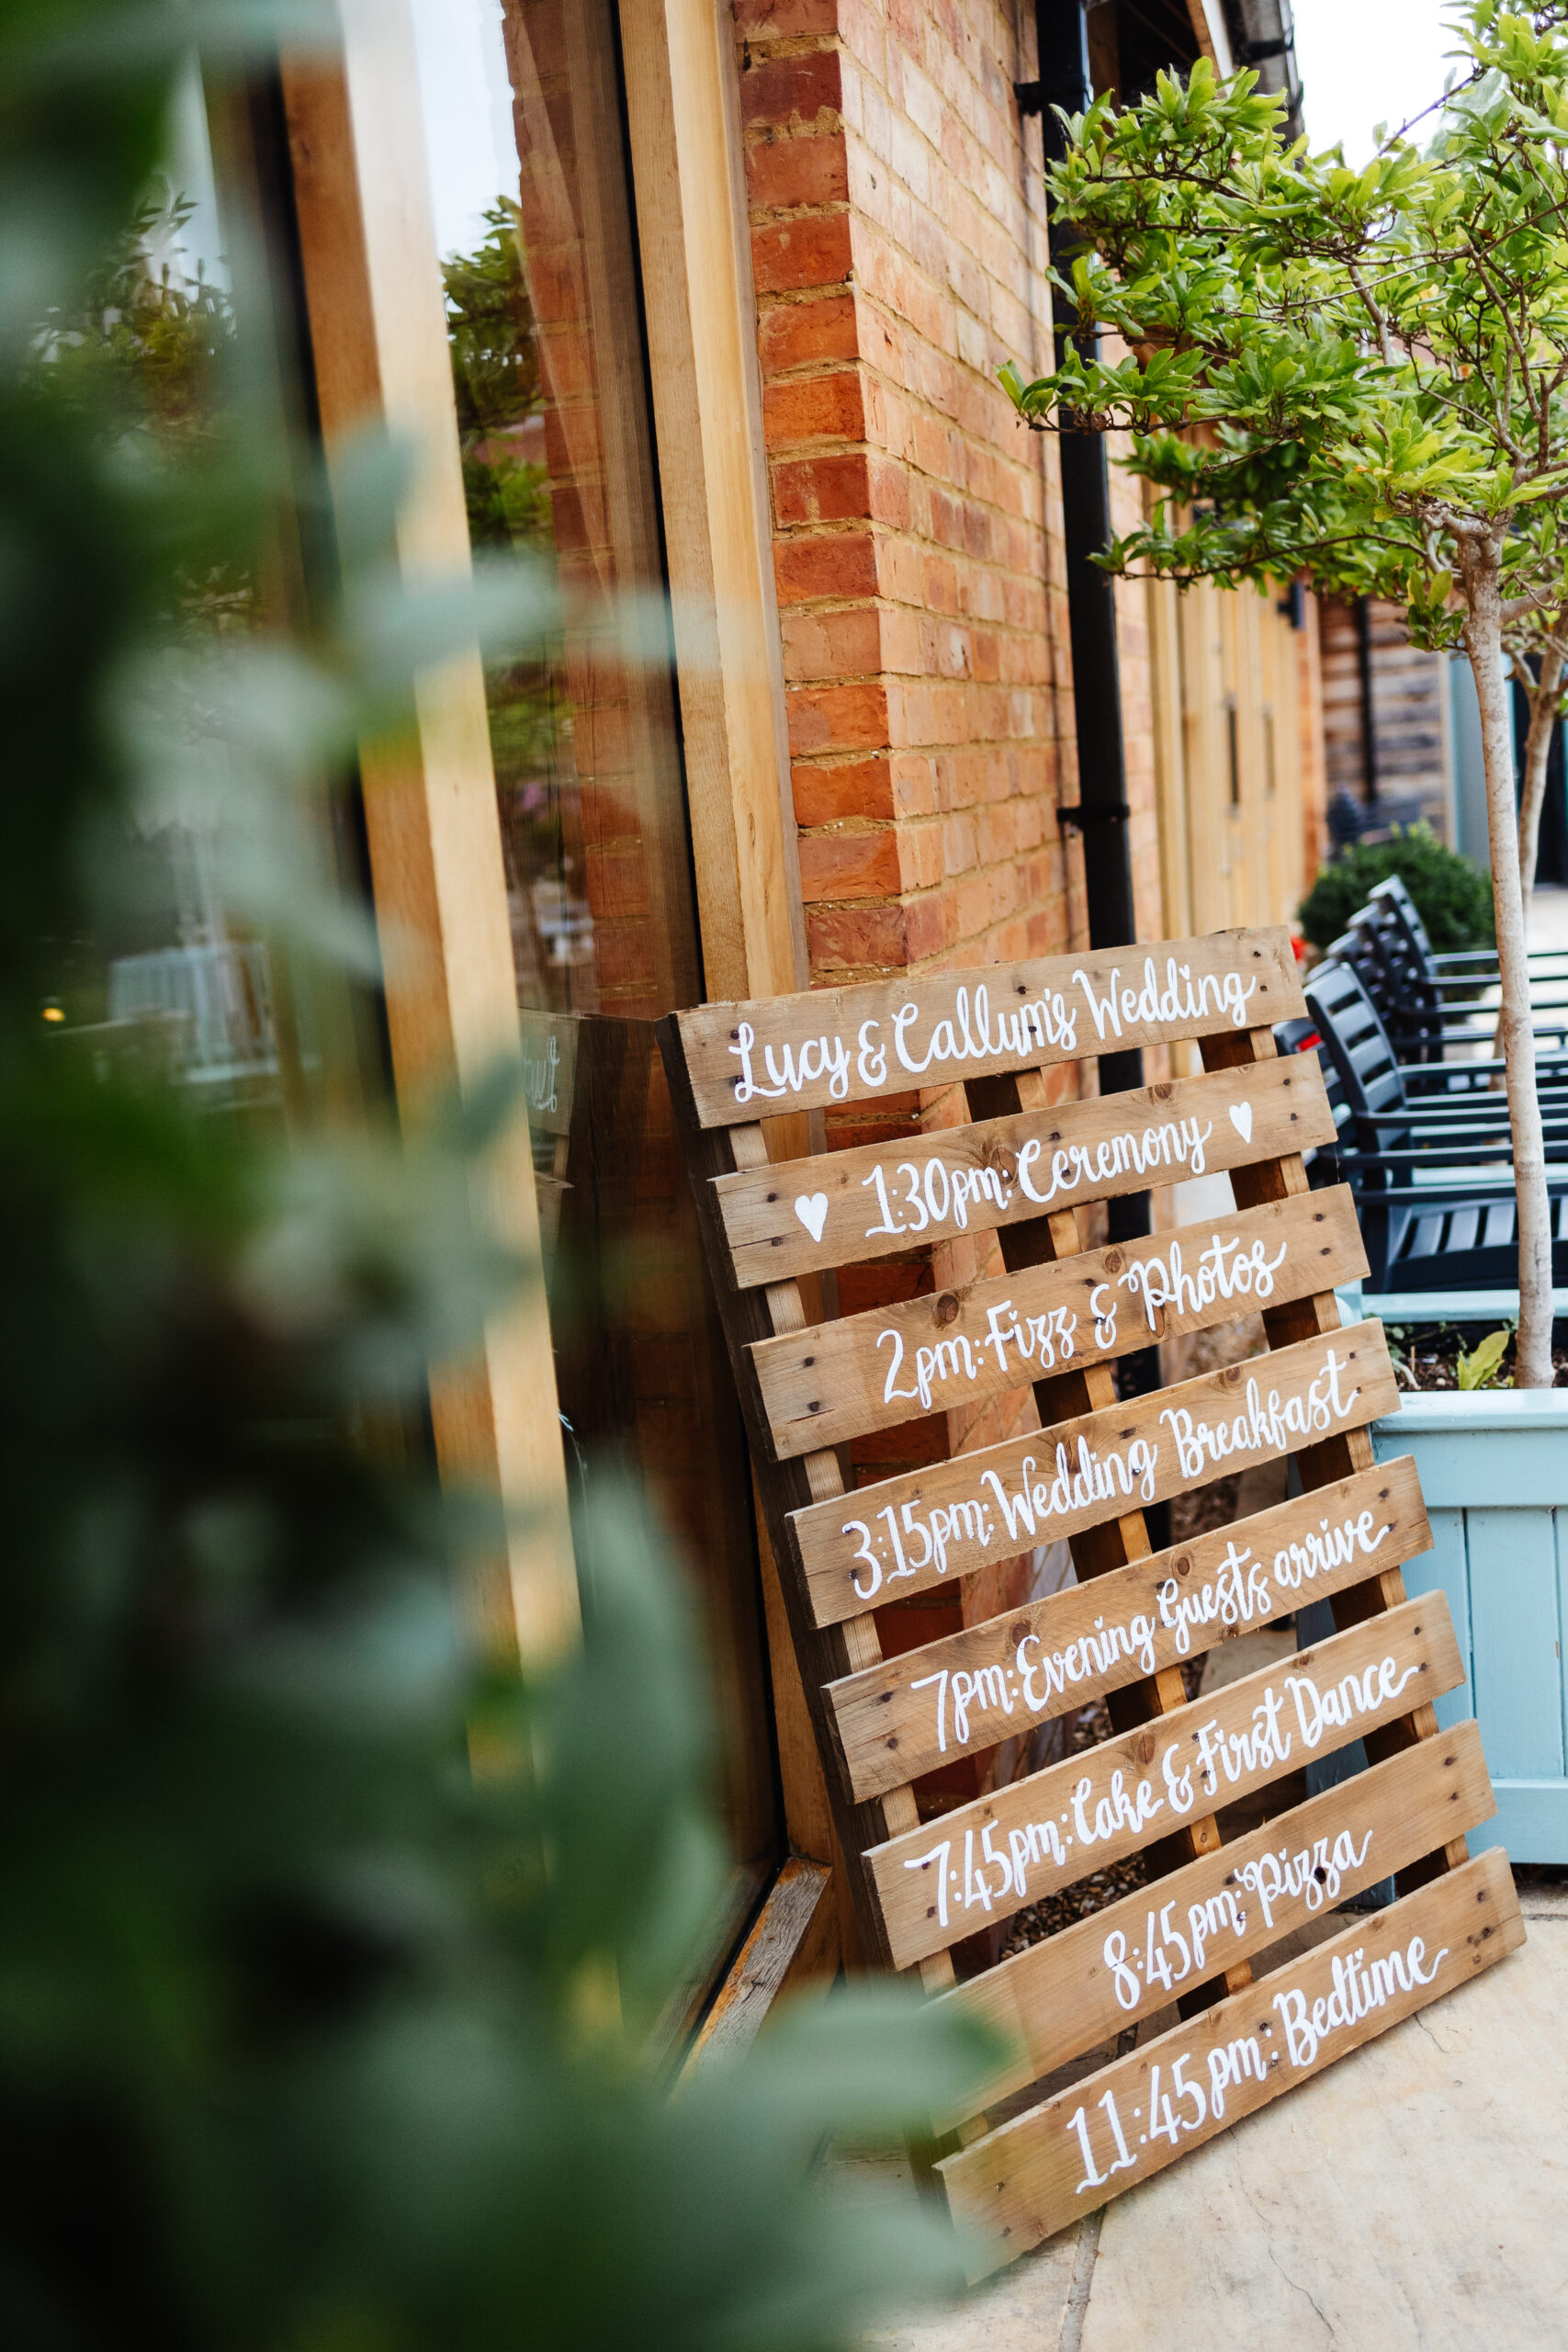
[410,0,783,1902]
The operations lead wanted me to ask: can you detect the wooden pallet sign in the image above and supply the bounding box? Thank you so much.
[656,926,1522,2275]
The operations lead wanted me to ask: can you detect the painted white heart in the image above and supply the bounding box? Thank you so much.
[1228,1102,1254,1145]
[795,1193,829,1244]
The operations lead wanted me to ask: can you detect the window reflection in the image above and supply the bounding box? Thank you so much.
[40,121,292,1118]
[412,0,782,1905]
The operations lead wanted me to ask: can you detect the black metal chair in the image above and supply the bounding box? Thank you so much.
[1300,957,1568,1291]
[1354,875,1568,1061]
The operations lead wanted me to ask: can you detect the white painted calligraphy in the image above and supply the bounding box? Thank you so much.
[1073,955,1258,1044]
[1273,1933,1449,2068]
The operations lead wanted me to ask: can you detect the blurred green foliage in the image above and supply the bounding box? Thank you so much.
[1297,823,1495,957]
[0,2,995,2343]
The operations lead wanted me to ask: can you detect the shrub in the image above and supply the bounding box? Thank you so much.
[1297,823,1495,957]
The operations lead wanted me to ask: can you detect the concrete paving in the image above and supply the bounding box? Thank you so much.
[868,1875,1568,2352]
[1530,885,1568,954]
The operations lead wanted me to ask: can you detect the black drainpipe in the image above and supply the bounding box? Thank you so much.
[1017,0,1164,1435]
[1354,595,1380,807]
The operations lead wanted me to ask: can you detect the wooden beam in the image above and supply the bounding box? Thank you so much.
[279,0,577,1668]
[618,0,806,1007]
[681,1857,838,2072]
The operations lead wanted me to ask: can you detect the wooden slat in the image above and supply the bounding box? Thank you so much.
[866,1595,1463,1971]
[712,1052,1337,1288]
[793,1317,1393,1625]
[753,1185,1367,1460]
[827,1454,1428,1802]
[674,929,1305,1125]
[939,1848,1524,2276]
[680,1858,836,2073]
[931,1720,1495,2129]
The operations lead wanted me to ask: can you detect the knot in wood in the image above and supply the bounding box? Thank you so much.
[1174,1554,1192,1579]
[934,1291,961,1327]
[1102,1248,1123,1276]
[1131,1732,1156,1767]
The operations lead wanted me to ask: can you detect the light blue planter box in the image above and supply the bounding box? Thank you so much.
[1371,1387,1568,1864]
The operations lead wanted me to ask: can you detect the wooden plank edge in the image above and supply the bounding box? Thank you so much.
[826,1453,1428,1803]
[938,1849,1524,2278]
[680,1858,836,2075]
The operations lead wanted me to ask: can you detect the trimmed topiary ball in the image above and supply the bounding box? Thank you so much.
[1297,821,1495,957]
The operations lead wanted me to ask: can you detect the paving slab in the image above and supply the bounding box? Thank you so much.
[863,2219,1083,2352]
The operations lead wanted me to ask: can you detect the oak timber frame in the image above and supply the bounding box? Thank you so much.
[274,0,838,1998]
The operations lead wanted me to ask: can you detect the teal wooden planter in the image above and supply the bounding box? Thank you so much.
[1370,1387,1568,1863]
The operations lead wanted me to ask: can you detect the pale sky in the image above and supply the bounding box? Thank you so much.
[407,0,516,261]
[1292,0,1463,163]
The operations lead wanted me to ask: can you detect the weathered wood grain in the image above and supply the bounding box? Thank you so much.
[939,1847,1524,2274]
[680,1857,835,2074]
[866,1594,1462,1970]
[673,929,1305,1125]
[752,1186,1366,1460]
[794,1317,1395,1626]
[711,1053,1337,1288]
[931,1720,1495,2130]
[827,1453,1427,1802]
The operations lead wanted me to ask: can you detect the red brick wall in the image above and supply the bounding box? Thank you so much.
[737,0,1080,987]
[734,0,1089,1803]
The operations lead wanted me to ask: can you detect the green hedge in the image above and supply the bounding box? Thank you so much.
[1297,822,1495,956]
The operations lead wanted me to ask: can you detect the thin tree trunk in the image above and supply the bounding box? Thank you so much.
[1517,647,1562,941]
[1463,549,1555,1385]
[1489,654,1560,1065]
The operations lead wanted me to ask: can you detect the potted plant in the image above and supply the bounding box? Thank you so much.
[1001,0,1568,1387]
